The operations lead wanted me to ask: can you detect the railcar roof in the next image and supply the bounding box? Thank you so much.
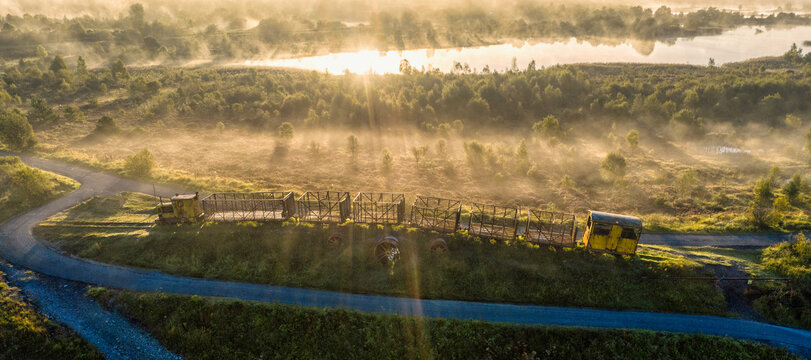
[589,210,643,228]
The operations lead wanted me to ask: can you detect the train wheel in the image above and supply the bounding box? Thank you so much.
[375,236,400,265]
[326,233,343,248]
[430,238,448,254]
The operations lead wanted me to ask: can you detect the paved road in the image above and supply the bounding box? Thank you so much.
[2,153,810,358]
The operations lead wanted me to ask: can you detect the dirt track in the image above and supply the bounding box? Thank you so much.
[1,152,810,358]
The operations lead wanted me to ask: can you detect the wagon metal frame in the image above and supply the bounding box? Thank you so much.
[200,192,296,222]
[352,192,406,224]
[296,191,351,223]
[524,209,577,247]
[409,196,462,233]
[467,202,520,241]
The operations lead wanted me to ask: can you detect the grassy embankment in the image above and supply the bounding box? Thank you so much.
[0,156,101,359]
[37,192,727,316]
[0,155,78,222]
[86,288,800,360]
[753,234,811,329]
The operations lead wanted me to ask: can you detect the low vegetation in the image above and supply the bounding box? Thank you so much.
[0,155,78,223]
[0,269,103,360]
[753,234,811,329]
[37,192,727,316]
[86,288,799,360]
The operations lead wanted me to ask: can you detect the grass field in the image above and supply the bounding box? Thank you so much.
[86,288,800,360]
[37,192,729,316]
[0,155,79,223]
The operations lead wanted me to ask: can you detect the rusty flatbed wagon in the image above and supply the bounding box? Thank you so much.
[408,196,462,233]
[467,202,520,241]
[296,191,351,223]
[200,192,296,222]
[524,209,577,247]
[352,192,406,224]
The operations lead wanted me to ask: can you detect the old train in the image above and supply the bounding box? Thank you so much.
[156,191,643,260]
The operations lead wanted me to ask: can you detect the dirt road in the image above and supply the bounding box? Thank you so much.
[1,152,809,358]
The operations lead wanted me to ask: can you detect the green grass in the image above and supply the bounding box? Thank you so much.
[0,156,99,359]
[0,156,79,223]
[752,235,811,329]
[37,192,727,316]
[85,288,799,360]
[641,212,811,234]
[0,270,103,360]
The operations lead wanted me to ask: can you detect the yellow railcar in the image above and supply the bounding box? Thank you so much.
[156,193,204,224]
[582,210,642,255]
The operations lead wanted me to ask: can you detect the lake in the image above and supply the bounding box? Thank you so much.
[242,26,811,74]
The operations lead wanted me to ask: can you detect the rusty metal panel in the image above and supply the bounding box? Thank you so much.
[201,192,294,222]
[525,209,576,247]
[409,195,462,233]
[296,191,351,223]
[352,192,405,224]
[467,202,519,241]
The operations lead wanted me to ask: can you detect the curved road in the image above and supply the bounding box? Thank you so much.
[2,153,810,358]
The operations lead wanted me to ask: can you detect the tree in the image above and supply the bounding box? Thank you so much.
[749,173,779,229]
[347,135,359,158]
[27,95,59,125]
[277,122,294,140]
[625,129,640,148]
[532,115,562,139]
[0,110,37,149]
[707,58,716,67]
[35,45,48,59]
[785,114,802,129]
[670,109,704,137]
[381,149,393,173]
[76,56,88,77]
[784,174,806,205]
[49,55,67,73]
[805,126,811,155]
[601,152,627,180]
[783,43,804,63]
[111,59,129,79]
[124,148,155,177]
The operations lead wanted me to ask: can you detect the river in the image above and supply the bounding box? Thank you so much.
[243,25,811,74]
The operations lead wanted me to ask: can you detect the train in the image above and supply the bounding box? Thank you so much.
[155,191,643,258]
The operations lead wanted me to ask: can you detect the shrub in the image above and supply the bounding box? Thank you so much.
[277,122,294,140]
[0,109,37,149]
[93,116,121,136]
[600,152,626,180]
[625,129,639,148]
[347,135,359,158]
[532,114,562,139]
[124,149,155,177]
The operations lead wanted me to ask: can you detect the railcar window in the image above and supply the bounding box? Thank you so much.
[592,224,611,236]
[621,227,638,239]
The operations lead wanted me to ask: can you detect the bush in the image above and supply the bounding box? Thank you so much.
[277,122,294,140]
[0,109,37,149]
[625,129,639,148]
[601,152,627,180]
[92,116,121,136]
[532,115,562,140]
[123,149,155,177]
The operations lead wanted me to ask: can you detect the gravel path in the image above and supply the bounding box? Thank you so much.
[1,261,181,360]
[1,152,810,358]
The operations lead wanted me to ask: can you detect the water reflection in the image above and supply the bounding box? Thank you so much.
[243,26,811,74]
